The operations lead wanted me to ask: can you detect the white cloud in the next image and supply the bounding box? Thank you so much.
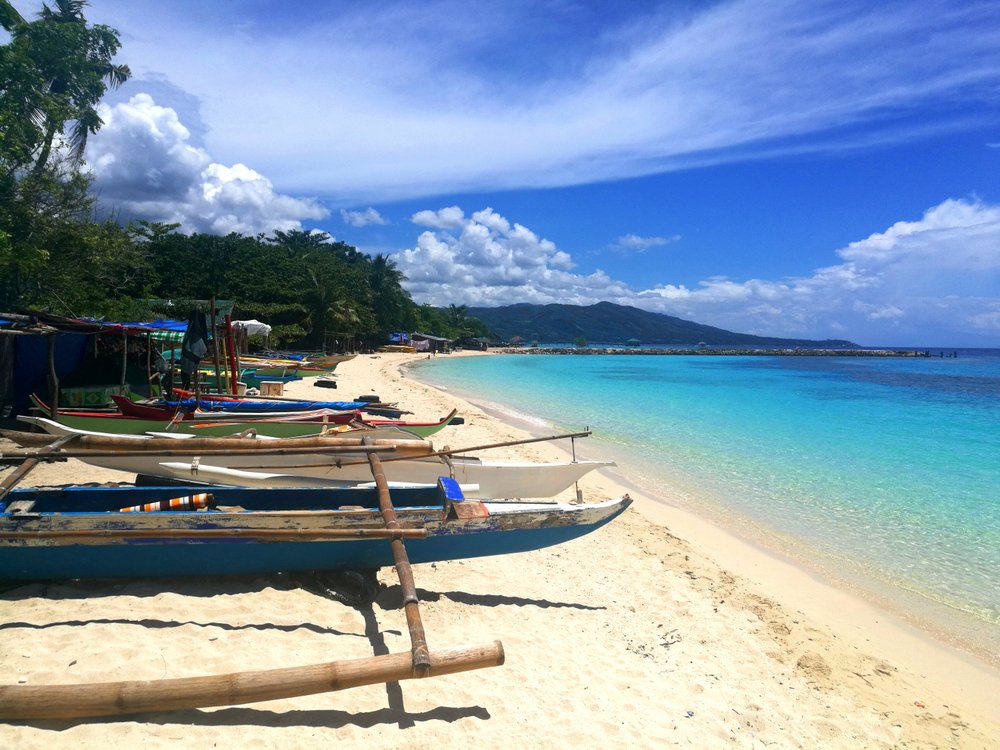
[78,0,1000,202]
[341,207,388,227]
[412,207,467,229]
[85,94,328,234]
[396,199,1000,345]
[611,234,681,253]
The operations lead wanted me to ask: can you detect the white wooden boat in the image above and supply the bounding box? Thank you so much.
[5,419,615,498]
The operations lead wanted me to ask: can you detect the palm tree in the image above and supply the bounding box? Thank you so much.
[2,0,131,174]
[369,253,410,335]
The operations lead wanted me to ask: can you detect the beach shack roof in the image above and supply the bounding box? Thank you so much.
[410,332,453,342]
[0,309,242,417]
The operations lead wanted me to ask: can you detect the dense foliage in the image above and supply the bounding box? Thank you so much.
[0,1,490,349]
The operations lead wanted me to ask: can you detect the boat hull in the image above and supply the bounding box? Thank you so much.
[0,484,630,580]
[11,419,611,497]
[98,455,612,497]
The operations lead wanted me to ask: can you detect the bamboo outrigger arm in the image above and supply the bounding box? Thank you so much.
[0,642,505,720]
[367,447,432,676]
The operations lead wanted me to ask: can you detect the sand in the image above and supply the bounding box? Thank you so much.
[1,351,997,748]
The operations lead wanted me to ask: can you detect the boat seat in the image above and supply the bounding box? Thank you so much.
[4,500,37,514]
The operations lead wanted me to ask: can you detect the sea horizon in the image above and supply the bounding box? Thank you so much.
[408,350,1000,665]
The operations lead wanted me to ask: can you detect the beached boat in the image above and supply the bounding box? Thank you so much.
[5,420,615,498]
[0,480,631,580]
[112,394,368,417]
[29,396,460,438]
[114,394,407,419]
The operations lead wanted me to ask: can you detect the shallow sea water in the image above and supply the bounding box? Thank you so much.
[410,351,1000,654]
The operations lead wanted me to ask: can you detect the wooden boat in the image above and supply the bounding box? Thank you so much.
[0,480,631,580]
[5,421,615,498]
[114,394,447,435]
[112,394,369,418]
[30,396,460,438]
[0,409,508,721]
[116,394,407,419]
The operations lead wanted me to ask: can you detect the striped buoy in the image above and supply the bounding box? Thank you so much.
[118,493,215,513]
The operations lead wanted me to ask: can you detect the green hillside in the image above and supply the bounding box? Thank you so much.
[466,302,857,347]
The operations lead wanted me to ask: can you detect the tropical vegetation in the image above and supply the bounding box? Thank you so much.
[0,1,490,349]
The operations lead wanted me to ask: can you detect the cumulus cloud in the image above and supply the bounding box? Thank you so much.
[341,207,388,227]
[610,234,681,254]
[395,199,1000,345]
[85,94,328,234]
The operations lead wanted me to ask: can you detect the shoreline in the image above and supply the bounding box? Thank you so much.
[2,351,998,747]
[489,347,932,357]
[398,353,1000,724]
[408,353,1000,668]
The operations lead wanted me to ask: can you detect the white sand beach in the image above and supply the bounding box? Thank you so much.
[1,351,997,748]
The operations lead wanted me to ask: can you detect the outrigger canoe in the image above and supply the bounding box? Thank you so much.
[5,420,615,498]
[0,479,631,580]
[29,395,460,438]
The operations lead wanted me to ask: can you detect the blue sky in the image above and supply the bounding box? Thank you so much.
[11,0,1000,345]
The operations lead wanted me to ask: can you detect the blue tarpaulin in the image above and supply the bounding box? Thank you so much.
[13,332,89,415]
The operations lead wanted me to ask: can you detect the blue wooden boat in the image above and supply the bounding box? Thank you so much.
[0,480,631,581]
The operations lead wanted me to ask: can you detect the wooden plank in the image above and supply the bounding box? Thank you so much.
[0,527,428,542]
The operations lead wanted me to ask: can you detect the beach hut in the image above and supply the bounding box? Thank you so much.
[411,333,452,354]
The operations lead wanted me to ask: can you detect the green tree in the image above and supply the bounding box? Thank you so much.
[368,253,411,337]
[0,0,130,176]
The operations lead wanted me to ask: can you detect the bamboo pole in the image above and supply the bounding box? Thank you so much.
[180,429,595,474]
[0,443,411,460]
[0,641,504,720]
[320,430,594,469]
[367,449,432,676]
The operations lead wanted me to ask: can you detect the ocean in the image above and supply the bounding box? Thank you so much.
[409,350,1000,659]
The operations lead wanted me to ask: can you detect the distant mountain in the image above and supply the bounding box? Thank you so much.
[465,302,857,347]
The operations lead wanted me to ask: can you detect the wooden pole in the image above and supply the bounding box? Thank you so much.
[1,527,429,542]
[46,332,59,419]
[225,314,239,395]
[0,443,410,460]
[120,328,127,390]
[324,430,594,469]
[0,434,78,502]
[210,297,224,396]
[367,449,432,676]
[0,641,504,720]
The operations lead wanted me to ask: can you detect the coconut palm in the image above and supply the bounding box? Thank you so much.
[0,0,130,174]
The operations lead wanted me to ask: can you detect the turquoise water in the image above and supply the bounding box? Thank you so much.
[410,352,1000,648]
